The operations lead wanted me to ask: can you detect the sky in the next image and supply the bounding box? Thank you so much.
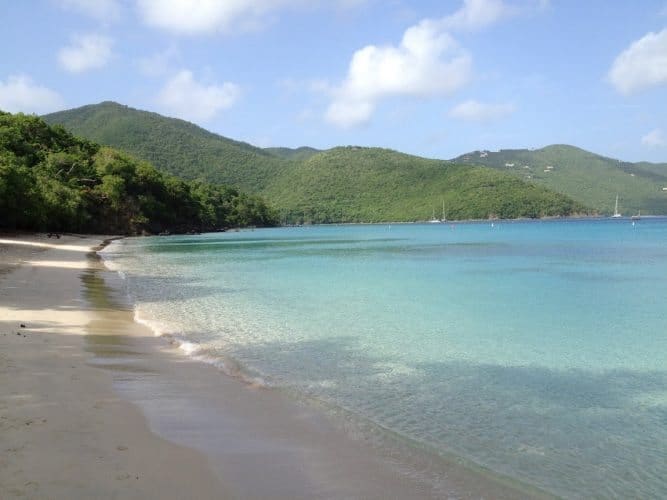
[1,0,667,162]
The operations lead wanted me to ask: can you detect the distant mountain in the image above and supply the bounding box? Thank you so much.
[44,102,586,223]
[262,146,584,223]
[453,145,667,215]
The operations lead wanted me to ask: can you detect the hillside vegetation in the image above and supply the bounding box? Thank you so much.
[44,102,588,223]
[265,147,584,223]
[454,145,667,215]
[0,111,276,234]
[44,102,290,192]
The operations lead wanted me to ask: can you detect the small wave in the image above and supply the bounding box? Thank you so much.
[134,310,180,337]
[171,336,270,389]
[132,308,269,389]
[178,340,202,356]
[97,241,125,278]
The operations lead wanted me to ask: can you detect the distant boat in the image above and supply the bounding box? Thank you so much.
[611,195,622,218]
[429,201,447,223]
[631,210,641,221]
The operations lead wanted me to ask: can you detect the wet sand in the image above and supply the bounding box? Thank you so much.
[0,234,226,499]
[0,234,548,499]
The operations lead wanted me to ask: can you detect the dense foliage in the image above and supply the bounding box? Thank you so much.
[454,145,667,215]
[0,111,277,234]
[44,102,588,223]
[44,101,291,191]
[265,147,586,223]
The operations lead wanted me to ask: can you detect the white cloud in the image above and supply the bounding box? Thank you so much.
[325,0,512,128]
[136,0,298,35]
[55,0,121,21]
[641,128,665,147]
[608,28,667,95]
[440,0,512,32]
[58,34,114,73]
[135,0,374,35]
[0,75,65,114]
[156,70,240,122]
[325,20,472,127]
[449,99,515,122]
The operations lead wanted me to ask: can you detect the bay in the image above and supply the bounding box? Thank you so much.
[102,218,667,498]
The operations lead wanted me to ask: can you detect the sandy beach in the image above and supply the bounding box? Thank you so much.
[0,234,226,499]
[0,233,543,499]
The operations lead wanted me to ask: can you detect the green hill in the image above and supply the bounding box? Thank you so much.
[453,145,667,215]
[44,102,587,223]
[265,146,584,223]
[0,111,276,234]
[43,101,289,192]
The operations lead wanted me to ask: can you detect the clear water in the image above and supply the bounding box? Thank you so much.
[102,219,667,498]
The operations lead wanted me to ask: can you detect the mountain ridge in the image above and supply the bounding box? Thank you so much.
[42,101,606,222]
[453,145,667,215]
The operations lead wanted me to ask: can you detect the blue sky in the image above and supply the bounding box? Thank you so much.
[1,0,666,162]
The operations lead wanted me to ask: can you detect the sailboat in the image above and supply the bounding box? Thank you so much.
[611,195,622,218]
[429,201,447,223]
[631,210,641,221]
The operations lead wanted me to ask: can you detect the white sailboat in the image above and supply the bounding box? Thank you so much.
[611,195,622,218]
[429,201,447,223]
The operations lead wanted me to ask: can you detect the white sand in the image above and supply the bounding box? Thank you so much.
[0,234,543,499]
[0,234,225,499]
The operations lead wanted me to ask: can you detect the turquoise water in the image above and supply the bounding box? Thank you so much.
[103,219,667,498]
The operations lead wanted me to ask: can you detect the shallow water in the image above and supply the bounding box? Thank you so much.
[102,218,667,498]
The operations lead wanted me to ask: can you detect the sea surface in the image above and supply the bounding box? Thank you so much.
[102,218,667,498]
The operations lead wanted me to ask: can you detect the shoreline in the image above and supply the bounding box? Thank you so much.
[1,233,548,499]
[279,214,664,228]
[0,234,226,499]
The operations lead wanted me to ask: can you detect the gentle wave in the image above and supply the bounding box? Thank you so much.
[132,304,270,389]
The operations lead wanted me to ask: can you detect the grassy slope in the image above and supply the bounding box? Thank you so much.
[454,145,667,215]
[44,102,586,222]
